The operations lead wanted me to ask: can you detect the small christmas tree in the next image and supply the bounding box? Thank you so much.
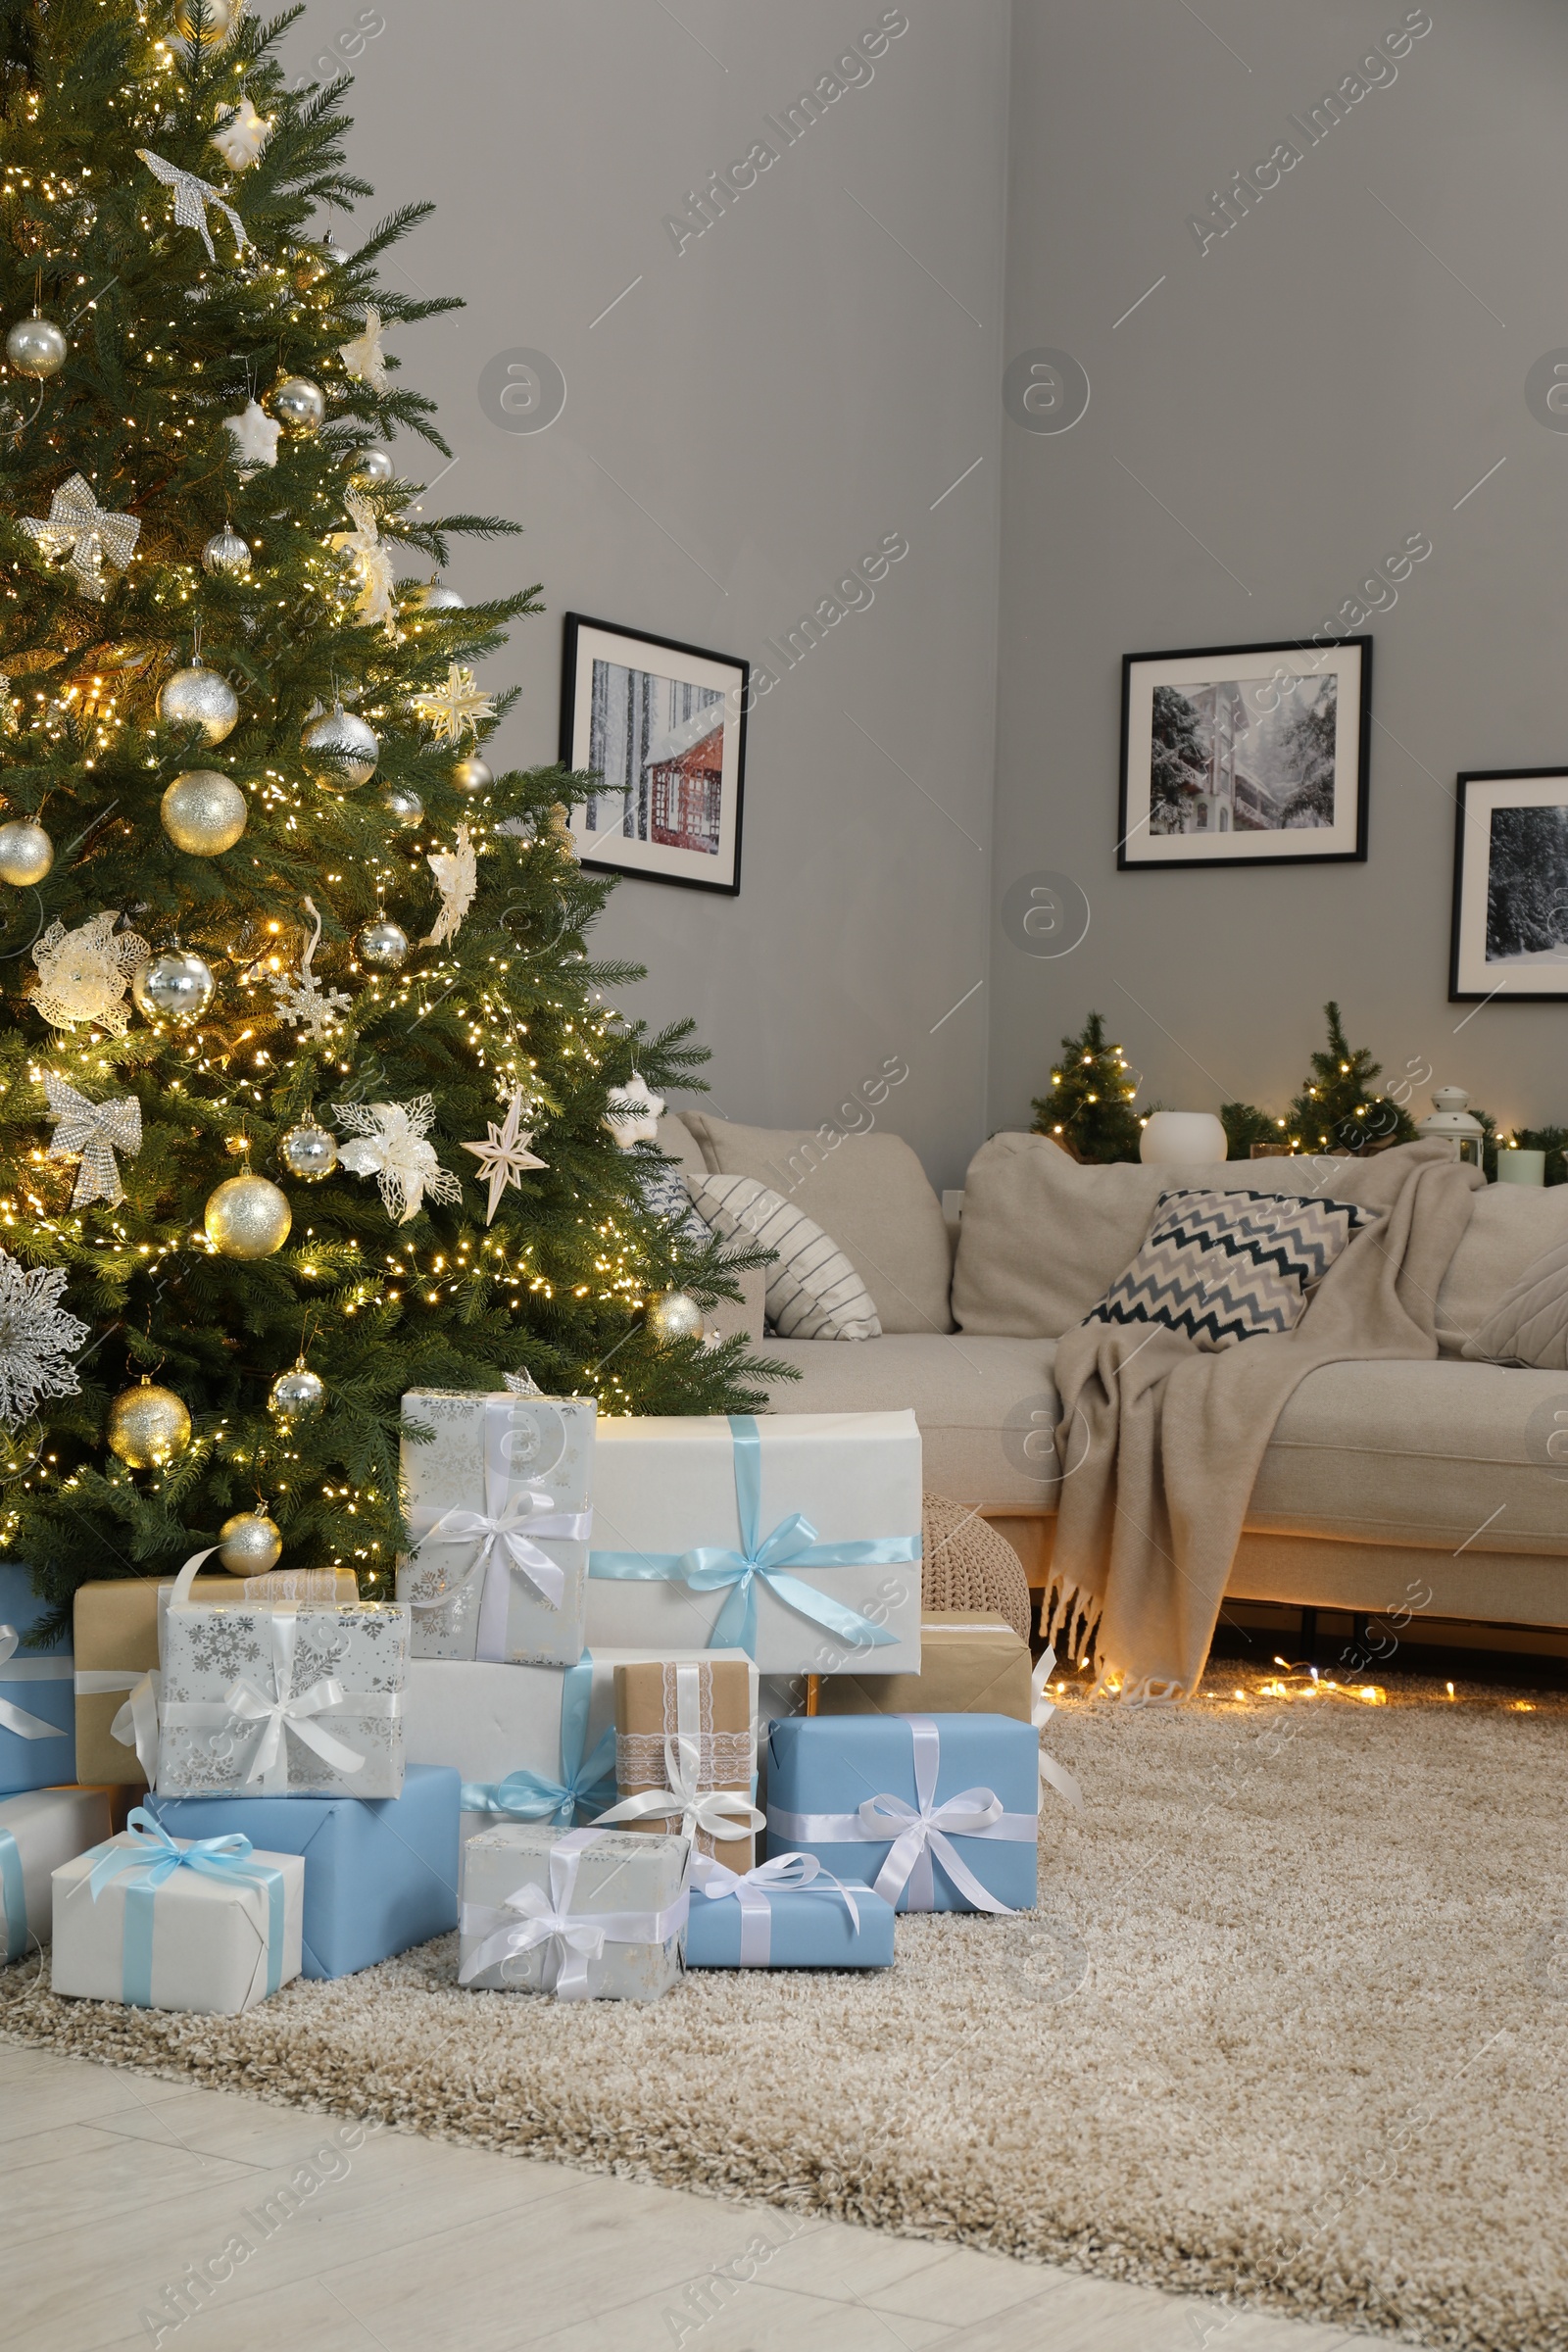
[1284,1004,1417,1154]
[1032,1011,1145,1162]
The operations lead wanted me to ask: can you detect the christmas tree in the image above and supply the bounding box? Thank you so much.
[0,0,776,1630]
[1031,1010,1146,1162]
[1283,1003,1417,1154]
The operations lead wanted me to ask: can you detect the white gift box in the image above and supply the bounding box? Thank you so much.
[0,1786,111,1959]
[398,1392,594,1665]
[51,1815,304,2013]
[458,1823,687,2001]
[584,1412,923,1674]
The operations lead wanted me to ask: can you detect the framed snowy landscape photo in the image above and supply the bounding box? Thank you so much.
[560,614,748,895]
[1450,768,1568,1001]
[1118,637,1371,869]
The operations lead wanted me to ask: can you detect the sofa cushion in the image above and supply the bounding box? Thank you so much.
[953,1133,1167,1336]
[685,1171,880,1341]
[1463,1236,1568,1369]
[1084,1185,1381,1351]
[680,1113,954,1335]
[1436,1184,1568,1355]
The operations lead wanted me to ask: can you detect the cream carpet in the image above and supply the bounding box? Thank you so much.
[5,1673,1566,2351]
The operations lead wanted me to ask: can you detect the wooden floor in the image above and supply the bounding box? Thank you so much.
[1,2041,1370,2351]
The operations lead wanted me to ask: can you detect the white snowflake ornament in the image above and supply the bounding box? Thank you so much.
[210,93,271,170]
[424,822,477,948]
[224,399,280,473]
[411,663,495,747]
[0,1248,89,1428]
[334,1095,464,1226]
[604,1073,665,1148]
[339,306,389,393]
[267,899,351,1042]
[31,912,149,1034]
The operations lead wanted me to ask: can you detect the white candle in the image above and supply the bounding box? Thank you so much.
[1496,1150,1546,1186]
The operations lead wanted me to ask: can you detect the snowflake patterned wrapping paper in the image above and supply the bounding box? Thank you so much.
[458,1822,688,2001]
[398,1392,594,1665]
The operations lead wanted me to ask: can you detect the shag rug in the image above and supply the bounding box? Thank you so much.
[5,1673,1567,2352]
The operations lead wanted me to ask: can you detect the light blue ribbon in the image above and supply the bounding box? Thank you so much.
[460,1652,617,1828]
[589,1415,917,1657]
[85,1807,285,2008]
[0,1826,25,1964]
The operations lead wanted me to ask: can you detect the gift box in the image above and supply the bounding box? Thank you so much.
[765,1712,1039,1914]
[685,1853,895,1969]
[816,1614,1034,1722]
[52,1808,304,2013]
[585,1411,922,1673]
[74,1567,357,1787]
[0,1785,112,1961]
[156,1558,409,1799]
[399,1391,594,1665]
[147,1763,460,1979]
[0,1564,75,1794]
[599,1658,761,1873]
[458,1823,687,2001]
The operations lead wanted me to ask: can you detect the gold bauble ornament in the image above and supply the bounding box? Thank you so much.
[0,819,54,886]
[158,660,239,746]
[161,769,247,856]
[106,1380,192,1469]
[173,0,245,44]
[645,1290,704,1347]
[449,756,491,795]
[205,1171,292,1257]
[218,1509,282,1575]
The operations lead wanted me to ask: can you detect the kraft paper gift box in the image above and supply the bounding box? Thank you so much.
[684,1854,896,1970]
[458,1823,688,2001]
[601,1657,761,1875]
[398,1391,594,1665]
[816,1614,1034,1723]
[51,1809,304,2014]
[0,1785,112,1961]
[585,1411,923,1674]
[765,1712,1040,1915]
[148,1764,461,1980]
[0,1564,75,1794]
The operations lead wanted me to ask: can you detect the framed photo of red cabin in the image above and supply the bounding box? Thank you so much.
[560,614,748,895]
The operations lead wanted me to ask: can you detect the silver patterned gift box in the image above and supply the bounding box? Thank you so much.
[458,1823,688,2001]
[398,1392,594,1665]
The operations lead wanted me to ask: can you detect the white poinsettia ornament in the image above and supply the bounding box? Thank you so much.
[424,823,476,948]
[604,1073,664,1148]
[0,1248,89,1428]
[210,93,271,170]
[30,912,149,1034]
[339,305,389,393]
[334,1095,464,1226]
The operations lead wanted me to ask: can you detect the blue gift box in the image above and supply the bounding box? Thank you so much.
[147,1763,461,1979]
[685,1865,895,1969]
[0,1564,74,1795]
[765,1713,1039,1914]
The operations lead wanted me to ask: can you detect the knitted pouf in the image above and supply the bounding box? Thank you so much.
[920,1494,1031,1640]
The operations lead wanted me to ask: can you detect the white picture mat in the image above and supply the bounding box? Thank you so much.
[567,625,743,886]
[1454,773,1568,995]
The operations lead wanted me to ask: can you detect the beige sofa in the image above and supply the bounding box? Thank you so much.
[665,1112,1568,1637]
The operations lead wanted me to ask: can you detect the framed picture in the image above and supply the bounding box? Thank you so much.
[1450,767,1568,1001]
[1118,636,1371,868]
[559,614,747,896]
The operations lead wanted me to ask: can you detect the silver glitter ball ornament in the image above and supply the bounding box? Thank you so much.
[5,314,67,378]
[205,1172,292,1259]
[217,1510,283,1574]
[158,661,239,747]
[301,703,378,789]
[355,449,394,485]
[358,916,409,969]
[201,524,251,578]
[161,769,247,856]
[132,947,216,1024]
[450,756,491,795]
[412,579,465,612]
[271,374,326,434]
[0,819,54,887]
[645,1290,705,1347]
[269,1366,325,1423]
[279,1118,339,1182]
[381,784,423,828]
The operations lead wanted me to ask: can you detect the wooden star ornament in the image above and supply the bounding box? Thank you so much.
[463,1089,548,1223]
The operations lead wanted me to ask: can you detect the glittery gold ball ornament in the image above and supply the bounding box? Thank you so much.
[450,756,491,795]
[301,703,378,789]
[106,1381,192,1469]
[174,0,245,43]
[158,660,239,746]
[645,1290,705,1347]
[279,1118,338,1182]
[5,314,67,377]
[355,449,394,485]
[358,916,409,969]
[205,1171,292,1258]
[381,784,423,828]
[269,1366,325,1423]
[132,947,215,1023]
[161,769,247,856]
[0,819,54,886]
[218,1510,282,1575]
[271,375,325,433]
[201,523,251,578]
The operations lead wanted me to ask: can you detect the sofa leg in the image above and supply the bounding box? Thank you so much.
[1299,1605,1318,1657]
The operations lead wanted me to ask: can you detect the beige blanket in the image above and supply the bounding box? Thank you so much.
[1048,1141,1483,1700]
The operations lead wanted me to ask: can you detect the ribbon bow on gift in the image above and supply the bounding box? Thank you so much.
[458,1827,688,2002]
[1029,1645,1085,1811]
[593,1658,764,1852]
[137,147,249,264]
[81,1806,286,2005]
[419,1487,580,1616]
[693,1850,860,1968]
[461,1655,615,1829]
[0,1623,70,1742]
[21,473,141,600]
[222,1667,367,1785]
[43,1072,143,1209]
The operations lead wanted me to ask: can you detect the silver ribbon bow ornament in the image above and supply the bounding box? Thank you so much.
[137,147,249,264]
[21,473,141,600]
[43,1071,143,1208]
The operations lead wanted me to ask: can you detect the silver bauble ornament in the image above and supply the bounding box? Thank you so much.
[357,916,409,969]
[0,819,54,887]
[301,703,378,789]
[645,1289,705,1348]
[412,579,465,612]
[205,1171,292,1258]
[5,314,68,378]
[355,449,394,485]
[201,523,251,578]
[106,1380,192,1470]
[173,0,244,45]
[321,233,350,269]
[218,1509,282,1575]
[271,374,326,434]
[380,784,423,828]
[161,769,247,856]
[269,1365,325,1423]
[279,1118,339,1182]
[132,946,216,1024]
[158,660,239,747]
[450,756,491,795]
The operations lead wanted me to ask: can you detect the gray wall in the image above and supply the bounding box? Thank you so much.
[991,0,1568,1145]
[284,1,1010,1192]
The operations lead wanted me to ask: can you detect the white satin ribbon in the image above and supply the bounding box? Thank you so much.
[414,1493,590,1656]
[156,1604,397,1792]
[108,1671,162,1785]
[692,1849,860,1967]
[594,1662,763,1851]
[0,1625,72,1740]
[1030,1645,1085,1811]
[458,1826,690,1999]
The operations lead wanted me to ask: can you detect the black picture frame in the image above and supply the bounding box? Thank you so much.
[1449,766,1568,1002]
[559,612,748,897]
[1117,635,1372,870]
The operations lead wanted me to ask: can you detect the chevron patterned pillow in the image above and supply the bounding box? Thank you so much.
[1082,1185,1384,1350]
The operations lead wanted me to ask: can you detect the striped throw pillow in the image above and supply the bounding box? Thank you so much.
[1082,1185,1382,1351]
[683,1171,881,1341]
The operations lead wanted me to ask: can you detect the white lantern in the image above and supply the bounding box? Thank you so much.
[1417,1087,1486,1170]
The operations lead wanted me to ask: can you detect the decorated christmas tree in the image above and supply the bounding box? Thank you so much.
[1283,1003,1417,1155]
[1031,1010,1146,1162]
[0,0,775,1629]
